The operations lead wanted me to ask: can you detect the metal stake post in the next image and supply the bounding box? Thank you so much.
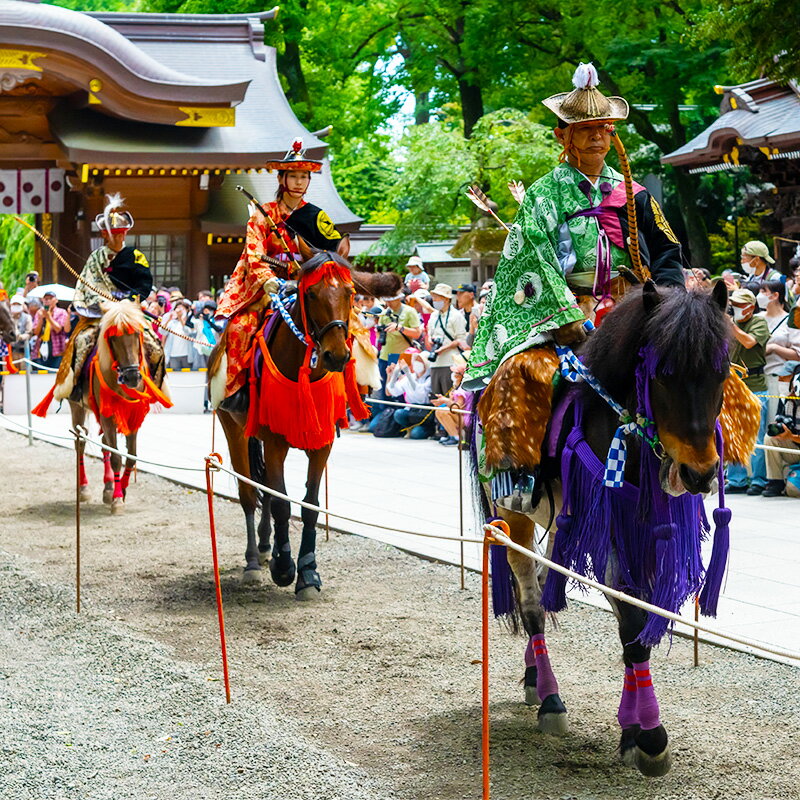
[457,413,465,590]
[24,339,32,446]
[74,429,81,613]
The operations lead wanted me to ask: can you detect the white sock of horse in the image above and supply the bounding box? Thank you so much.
[617,666,638,728]
[530,634,559,701]
[633,660,661,730]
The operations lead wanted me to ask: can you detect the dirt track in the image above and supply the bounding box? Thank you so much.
[1,427,799,800]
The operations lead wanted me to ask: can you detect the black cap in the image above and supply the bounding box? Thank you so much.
[455,283,475,294]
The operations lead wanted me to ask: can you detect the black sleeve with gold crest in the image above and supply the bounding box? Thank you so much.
[107,246,153,301]
[286,203,343,251]
[618,191,688,287]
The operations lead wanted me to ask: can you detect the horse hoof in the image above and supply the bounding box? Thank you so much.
[295,585,321,602]
[79,486,91,503]
[635,745,672,777]
[269,557,296,588]
[102,489,113,505]
[242,567,263,585]
[110,498,124,515]
[524,665,539,706]
[634,725,672,777]
[537,694,568,735]
[524,685,540,707]
[619,725,640,768]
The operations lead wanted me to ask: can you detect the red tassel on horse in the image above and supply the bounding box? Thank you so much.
[31,384,56,418]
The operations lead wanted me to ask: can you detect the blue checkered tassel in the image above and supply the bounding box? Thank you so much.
[603,417,638,488]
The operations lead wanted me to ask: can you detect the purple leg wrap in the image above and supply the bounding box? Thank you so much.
[524,637,536,668]
[633,660,661,730]
[532,634,559,701]
[617,666,638,728]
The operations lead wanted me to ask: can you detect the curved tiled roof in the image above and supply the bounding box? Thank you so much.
[0,0,248,106]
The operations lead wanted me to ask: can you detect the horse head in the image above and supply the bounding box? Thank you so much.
[585,280,730,495]
[0,295,17,345]
[98,300,145,389]
[298,238,355,372]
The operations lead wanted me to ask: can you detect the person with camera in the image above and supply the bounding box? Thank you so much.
[761,359,800,497]
[425,282,468,402]
[725,287,771,494]
[376,292,422,399]
[22,271,39,298]
[759,280,800,421]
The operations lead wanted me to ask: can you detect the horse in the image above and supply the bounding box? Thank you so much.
[212,239,401,599]
[66,301,171,512]
[476,280,731,777]
[0,295,16,346]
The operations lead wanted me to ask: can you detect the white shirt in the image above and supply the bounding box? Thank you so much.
[427,306,467,367]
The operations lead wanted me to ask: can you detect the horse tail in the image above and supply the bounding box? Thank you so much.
[467,389,520,631]
[247,436,268,509]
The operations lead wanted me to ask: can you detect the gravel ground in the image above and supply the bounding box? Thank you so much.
[0,427,799,800]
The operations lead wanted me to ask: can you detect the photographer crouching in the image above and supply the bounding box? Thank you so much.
[761,361,800,497]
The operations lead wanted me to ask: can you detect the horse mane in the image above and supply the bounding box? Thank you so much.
[97,300,145,372]
[99,299,145,336]
[581,286,729,402]
[301,251,402,298]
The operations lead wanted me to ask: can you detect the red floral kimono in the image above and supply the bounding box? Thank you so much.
[217,202,302,397]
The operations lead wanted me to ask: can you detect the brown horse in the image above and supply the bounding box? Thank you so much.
[67,301,171,512]
[213,239,400,599]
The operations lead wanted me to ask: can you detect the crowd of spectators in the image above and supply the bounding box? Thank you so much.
[352,255,490,446]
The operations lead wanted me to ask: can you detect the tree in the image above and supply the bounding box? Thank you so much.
[379,111,560,255]
[0,216,35,295]
[696,0,800,83]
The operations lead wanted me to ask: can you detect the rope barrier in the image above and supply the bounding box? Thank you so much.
[365,396,470,415]
[485,525,800,662]
[1,408,798,665]
[205,453,483,544]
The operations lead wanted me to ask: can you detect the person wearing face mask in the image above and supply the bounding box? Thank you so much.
[759,280,800,422]
[426,283,468,401]
[379,351,434,439]
[740,240,782,286]
[725,287,771,494]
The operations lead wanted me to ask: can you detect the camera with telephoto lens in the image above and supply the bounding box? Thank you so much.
[428,336,444,364]
[376,311,399,350]
[767,414,800,438]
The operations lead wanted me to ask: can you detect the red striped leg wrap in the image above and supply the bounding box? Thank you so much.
[113,472,124,499]
[633,660,660,730]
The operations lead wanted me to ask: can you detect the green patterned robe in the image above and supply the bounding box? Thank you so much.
[466,162,633,389]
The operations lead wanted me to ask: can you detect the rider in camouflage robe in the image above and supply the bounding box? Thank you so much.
[54,194,165,402]
[466,64,686,478]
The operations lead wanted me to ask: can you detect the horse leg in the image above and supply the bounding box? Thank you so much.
[294,445,331,601]
[263,433,295,588]
[258,493,272,565]
[70,402,91,503]
[611,598,672,776]
[102,420,124,514]
[102,447,114,505]
[499,507,568,735]
[217,410,263,584]
[121,432,136,499]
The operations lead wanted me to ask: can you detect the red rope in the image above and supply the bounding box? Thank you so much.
[205,454,231,704]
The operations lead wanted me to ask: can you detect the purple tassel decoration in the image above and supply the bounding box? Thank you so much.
[541,513,571,612]
[490,542,516,618]
[700,426,730,616]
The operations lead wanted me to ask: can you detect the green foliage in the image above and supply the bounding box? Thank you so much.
[708,216,765,275]
[0,216,35,295]
[380,111,559,254]
[695,0,800,83]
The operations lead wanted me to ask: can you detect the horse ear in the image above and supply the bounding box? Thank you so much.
[711,278,728,313]
[296,235,314,262]
[642,279,661,314]
[336,234,350,260]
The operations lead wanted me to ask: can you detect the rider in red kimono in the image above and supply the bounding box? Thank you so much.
[213,139,344,407]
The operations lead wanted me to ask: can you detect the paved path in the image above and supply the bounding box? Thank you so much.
[2,409,798,667]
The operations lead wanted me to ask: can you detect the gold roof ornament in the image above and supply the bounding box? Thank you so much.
[542,63,629,125]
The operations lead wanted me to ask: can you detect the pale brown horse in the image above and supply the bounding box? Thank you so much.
[68,301,171,513]
[212,239,400,599]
